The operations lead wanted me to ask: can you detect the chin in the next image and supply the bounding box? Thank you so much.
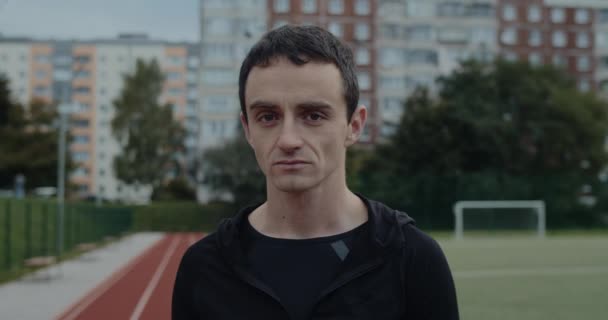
[270,176,320,193]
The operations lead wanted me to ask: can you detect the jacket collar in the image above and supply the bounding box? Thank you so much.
[216,194,415,267]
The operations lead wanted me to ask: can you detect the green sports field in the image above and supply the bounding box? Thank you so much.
[437,234,608,319]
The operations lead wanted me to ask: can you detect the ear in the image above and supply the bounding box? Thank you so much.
[345,105,367,147]
[240,112,253,146]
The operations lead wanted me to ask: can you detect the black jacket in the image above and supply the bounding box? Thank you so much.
[172,196,459,319]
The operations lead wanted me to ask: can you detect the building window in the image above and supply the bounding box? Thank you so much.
[274,0,289,13]
[469,3,494,17]
[501,28,517,45]
[406,25,433,41]
[74,86,91,94]
[380,47,404,67]
[502,4,516,21]
[72,152,90,162]
[575,9,590,24]
[74,70,91,79]
[356,48,370,65]
[358,72,371,90]
[328,0,344,14]
[552,54,567,68]
[406,50,438,66]
[202,69,235,86]
[579,79,591,92]
[302,0,316,13]
[35,54,50,64]
[71,119,90,128]
[273,20,288,29]
[35,70,47,80]
[405,0,434,17]
[328,22,343,37]
[528,5,542,22]
[33,86,50,97]
[577,32,590,48]
[577,56,590,71]
[529,52,542,66]
[552,30,567,47]
[529,30,542,47]
[551,8,565,23]
[438,2,466,17]
[503,51,518,62]
[167,72,182,80]
[355,0,370,15]
[73,135,90,144]
[74,55,91,64]
[354,23,370,41]
[600,9,608,23]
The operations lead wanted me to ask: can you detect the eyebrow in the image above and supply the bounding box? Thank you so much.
[248,100,333,111]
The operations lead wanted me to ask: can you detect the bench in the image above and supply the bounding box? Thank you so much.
[24,256,56,268]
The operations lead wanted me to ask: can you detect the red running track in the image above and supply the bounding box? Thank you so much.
[55,233,203,320]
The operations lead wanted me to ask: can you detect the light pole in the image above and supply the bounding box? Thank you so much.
[56,101,78,261]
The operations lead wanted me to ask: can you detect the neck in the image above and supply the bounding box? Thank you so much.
[250,171,367,239]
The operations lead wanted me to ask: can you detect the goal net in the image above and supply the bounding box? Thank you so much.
[453,200,546,239]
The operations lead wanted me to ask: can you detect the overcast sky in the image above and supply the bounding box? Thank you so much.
[0,0,199,42]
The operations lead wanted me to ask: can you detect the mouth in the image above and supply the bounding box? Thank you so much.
[273,160,310,169]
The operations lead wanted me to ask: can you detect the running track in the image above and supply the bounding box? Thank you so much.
[55,233,203,320]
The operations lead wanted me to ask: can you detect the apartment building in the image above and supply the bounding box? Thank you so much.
[376,0,498,140]
[269,0,377,143]
[0,35,199,203]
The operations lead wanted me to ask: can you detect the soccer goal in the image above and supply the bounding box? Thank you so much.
[453,200,546,239]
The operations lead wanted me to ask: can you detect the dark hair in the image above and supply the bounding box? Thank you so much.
[238,25,359,122]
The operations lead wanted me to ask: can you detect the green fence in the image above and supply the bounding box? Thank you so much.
[0,198,132,282]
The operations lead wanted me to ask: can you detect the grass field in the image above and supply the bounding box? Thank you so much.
[437,234,608,319]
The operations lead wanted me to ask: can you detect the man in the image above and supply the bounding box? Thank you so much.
[172,25,458,319]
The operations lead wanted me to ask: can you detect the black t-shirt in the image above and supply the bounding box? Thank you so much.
[244,219,369,320]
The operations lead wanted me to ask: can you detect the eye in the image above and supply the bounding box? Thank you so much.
[305,112,325,121]
[257,112,278,123]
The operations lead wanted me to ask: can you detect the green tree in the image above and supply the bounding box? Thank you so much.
[201,130,266,208]
[0,76,62,190]
[360,59,608,229]
[111,59,185,193]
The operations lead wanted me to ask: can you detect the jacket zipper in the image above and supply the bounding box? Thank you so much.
[314,257,384,309]
[233,266,293,318]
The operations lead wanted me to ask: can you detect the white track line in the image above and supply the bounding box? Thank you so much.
[454,266,608,279]
[57,236,167,320]
[129,236,180,320]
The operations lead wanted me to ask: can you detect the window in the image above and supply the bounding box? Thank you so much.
[355,0,370,15]
[406,50,438,66]
[53,69,71,81]
[529,30,542,47]
[600,9,608,23]
[302,0,316,13]
[99,169,106,177]
[35,70,47,80]
[328,22,343,37]
[72,167,89,177]
[203,43,234,63]
[54,55,72,66]
[577,32,590,48]
[503,51,518,62]
[168,88,183,96]
[577,56,590,71]
[529,52,542,66]
[552,30,567,47]
[167,72,182,80]
[502,4,516,21]
[471,28,495,44]
[551,8,565,23]
[74,70,91,79]
[358,72,371,90]
[167,56,185,66]
[380,47,404,67]
[354,23,370,41]
[33,86,50,96]
[501,28,517,45]
[73,135,90,144]
[382,98,402,114]
[579,79,591,92]
[74,55,91,64]
[203,96,231,112]
[72,152,90,162]
[202,69,235,86]
[274,0,289,13]
[273,20,288,29]
[406,25,433,41]
[205,18,232,35]
[74,86,91,94]
[437,2,466,17]
[35,54,50,64]
[405,0,434,17]
[528,5,541,22]
[328,0,344,14]
[380,76,407,90]
[469,3,494,17]
[575,9,589,24]
[71,119,90,128]
[356,48,370,65]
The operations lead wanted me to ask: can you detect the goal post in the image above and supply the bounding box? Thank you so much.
[453,200,546,239]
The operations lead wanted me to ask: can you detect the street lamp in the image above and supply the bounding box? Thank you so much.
[56,101,79,261]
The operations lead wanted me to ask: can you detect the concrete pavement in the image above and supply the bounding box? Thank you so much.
[0,232,165,320]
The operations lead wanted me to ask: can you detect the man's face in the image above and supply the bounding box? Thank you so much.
[241,57,365,193]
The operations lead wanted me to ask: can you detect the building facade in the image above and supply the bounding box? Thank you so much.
[0,35,199,203]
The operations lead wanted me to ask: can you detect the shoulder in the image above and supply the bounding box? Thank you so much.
[178,232,222,271]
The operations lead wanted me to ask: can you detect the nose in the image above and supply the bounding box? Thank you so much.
[276,118,303,153]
